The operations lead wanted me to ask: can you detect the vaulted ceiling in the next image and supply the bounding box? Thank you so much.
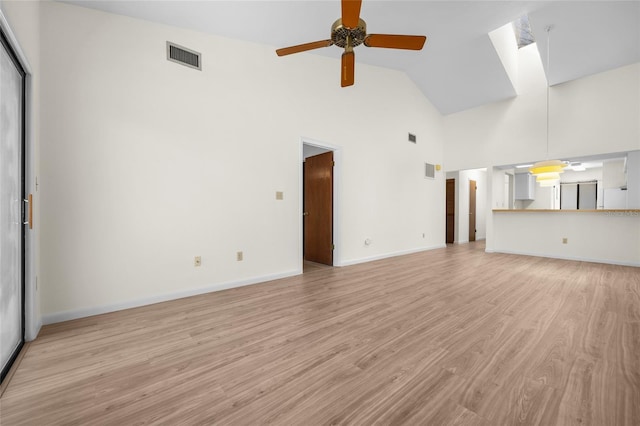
[61,1,640,115]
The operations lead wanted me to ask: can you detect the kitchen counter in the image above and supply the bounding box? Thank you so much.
[490,209,640,266]
[493,209,640,213]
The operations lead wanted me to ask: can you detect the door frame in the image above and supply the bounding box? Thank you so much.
[0,11,39,342]
[445,178,455,244]
[300,138,342,269]
[468,179,476,242]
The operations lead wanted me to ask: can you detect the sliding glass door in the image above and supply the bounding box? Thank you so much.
[0,28,26,384]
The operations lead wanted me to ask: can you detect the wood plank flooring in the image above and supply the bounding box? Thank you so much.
[1,242,638,425]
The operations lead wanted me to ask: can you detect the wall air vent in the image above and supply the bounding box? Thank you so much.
[408,133,417,143]
[167,42,201,70]
[425,163,435,179]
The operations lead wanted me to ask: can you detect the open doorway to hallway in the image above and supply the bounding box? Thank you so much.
[444,169,487,244]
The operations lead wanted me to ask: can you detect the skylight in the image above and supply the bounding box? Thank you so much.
[513,15,535,49]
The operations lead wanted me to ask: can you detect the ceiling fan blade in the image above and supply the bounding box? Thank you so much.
[341,51,355,87]
[276,40,333,56]
[364,34,427,50]
[341,0,362,28]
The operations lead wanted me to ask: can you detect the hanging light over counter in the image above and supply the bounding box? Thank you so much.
[530,159,566,186]
[530,25,565,186]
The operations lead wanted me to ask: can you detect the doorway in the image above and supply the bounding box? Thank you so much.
[446,179,455,243]
[1,27,26,384]
[502,173,515,209]
[303,150,333,266]
[468,179,476,242]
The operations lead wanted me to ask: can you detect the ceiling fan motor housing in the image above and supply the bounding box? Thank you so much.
[331,18,367,48]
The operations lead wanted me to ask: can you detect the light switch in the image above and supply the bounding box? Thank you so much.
[276,191,284,200]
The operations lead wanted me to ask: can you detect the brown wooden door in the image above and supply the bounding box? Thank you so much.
[469,179,476,242]
[304,152,333,265]
[446,179,455,244]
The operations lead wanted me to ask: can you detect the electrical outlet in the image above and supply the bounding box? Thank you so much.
[562,238,568,244]
[237,251,243,261]
[194,256,201,267]
[275,191,284,200]
[422,233,425,238]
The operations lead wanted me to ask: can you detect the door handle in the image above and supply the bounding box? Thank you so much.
[23,194,33,229]
[303,212,309,216]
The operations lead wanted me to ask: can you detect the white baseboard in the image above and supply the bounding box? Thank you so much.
[490,249,640,268]
[339,244,446,267]
[42,269,302,325]
[453,239,484,244]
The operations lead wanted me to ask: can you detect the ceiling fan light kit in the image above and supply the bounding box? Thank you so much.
[276,0,427,87]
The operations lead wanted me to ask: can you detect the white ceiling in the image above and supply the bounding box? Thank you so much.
[61,1,640,115]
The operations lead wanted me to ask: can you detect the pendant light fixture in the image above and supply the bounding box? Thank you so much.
[530,25,565,187]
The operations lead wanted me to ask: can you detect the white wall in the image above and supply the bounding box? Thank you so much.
[0,0,41,340]
[491,169,515,210]
[603,159,628,208]
[603,160,626,189]
[561,168,603,184]
[491,169,505,210]
[515,182,556,210]
[493,211,640,266]
[35,2,445,322]
[444,52,640,172]
[488,23,518,90]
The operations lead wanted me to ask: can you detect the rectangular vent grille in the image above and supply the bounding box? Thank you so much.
[167,42,201,70]
[425,163,435,179]
[408,133,417,143]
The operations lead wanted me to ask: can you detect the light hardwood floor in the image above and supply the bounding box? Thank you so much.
[1,243,639,425]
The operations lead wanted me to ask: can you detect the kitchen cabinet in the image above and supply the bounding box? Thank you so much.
[515,173,535,200]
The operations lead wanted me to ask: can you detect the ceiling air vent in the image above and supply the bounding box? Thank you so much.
[408,133,417,143]
[167,42,201,70]
[425,163,435,179]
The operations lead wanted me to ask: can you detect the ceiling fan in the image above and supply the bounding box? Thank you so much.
[276,0,427,87]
